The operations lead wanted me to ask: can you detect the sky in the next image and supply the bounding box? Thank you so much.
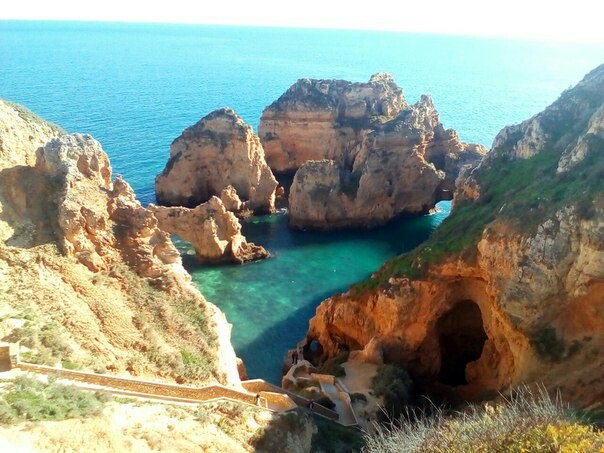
[2,0,604,43]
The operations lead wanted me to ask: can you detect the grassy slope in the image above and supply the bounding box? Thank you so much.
[362,388,604,452]
[352,93,603,294]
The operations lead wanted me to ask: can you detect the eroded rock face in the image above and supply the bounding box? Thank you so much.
[149,197,268,264]
[35,134,191,292]
[0,99,64,170]
[289,95,486,229]
[304,64,604,406]
[259,73,405,173]
[155,108,277,214]
[0,104,241,387]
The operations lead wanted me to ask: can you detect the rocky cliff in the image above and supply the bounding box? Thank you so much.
[303,64,604,406]
[259,73,405,173]
[0,100,240,386]
[155,108,278,214]
[289,95,486,229]
[149,198,268,264]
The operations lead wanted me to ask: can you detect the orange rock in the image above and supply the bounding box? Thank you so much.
[155,108,277,214]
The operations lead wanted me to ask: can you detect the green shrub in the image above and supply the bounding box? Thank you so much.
[312,412,365,452]
[0,376,107,424]
[351,392,368,403]
[316,395,336,411]
[371,364,414,421]
[179,350,214,382]
[319,351,349,377]
[531,326,567,362]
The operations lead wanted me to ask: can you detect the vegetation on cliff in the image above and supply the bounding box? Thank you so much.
[353,64,604,292]
[0,99,238,385]
[0,376,108,424]
[363,388,604,453]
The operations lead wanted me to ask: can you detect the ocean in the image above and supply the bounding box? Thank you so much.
[1,20,602,382]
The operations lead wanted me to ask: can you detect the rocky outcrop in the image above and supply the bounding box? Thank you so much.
[259,73,405,173]
[149,198,268,264]
[303,64,604,406]
[35,134,192,292]
[0,99,64,170]
[0,101,240,387]
[155,108,277,214]
[289,95,486,229]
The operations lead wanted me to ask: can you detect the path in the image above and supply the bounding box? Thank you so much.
[1,342,349,425]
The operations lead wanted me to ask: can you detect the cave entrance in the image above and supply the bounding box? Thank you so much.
[437,300,487,386]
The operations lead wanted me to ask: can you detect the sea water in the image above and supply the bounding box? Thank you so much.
[1,20,602,382]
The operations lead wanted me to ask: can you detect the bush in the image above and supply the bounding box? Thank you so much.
[351,393,368,403]
[316,395,336,411]
[371,364,414,420]
[0,376,108,424]
[362,387,604,452]
[179,350,214,382]
[319,351,349,377]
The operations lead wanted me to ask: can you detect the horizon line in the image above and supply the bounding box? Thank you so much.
[2,18,603,45]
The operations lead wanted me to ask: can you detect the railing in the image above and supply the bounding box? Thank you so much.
[242,379,340,421]
[337,391,360,426]
[16,358,349,424]
[18,362,259,407]
[310,373,336,385]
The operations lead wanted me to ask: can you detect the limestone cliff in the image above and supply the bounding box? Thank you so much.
[0,100,240,386]
[155,108,277,214]
[259,73,405,172]
[289,95,486,229]
[149,198,268,264]
[303,64,604,406]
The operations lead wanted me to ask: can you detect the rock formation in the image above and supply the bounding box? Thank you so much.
[35,134,192,291]
[302,64,604,407]
[259,73,405,172]
[0,100,240,386]
[155,108,278,214]
[288,95,486,229]
[149,198,268,264]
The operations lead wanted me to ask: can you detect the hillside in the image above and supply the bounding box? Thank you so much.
[0,99,239,386]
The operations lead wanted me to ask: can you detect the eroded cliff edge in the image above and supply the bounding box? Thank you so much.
[0,100,240,386]
[303,64,604,406]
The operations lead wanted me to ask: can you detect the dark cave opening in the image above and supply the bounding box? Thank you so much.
[437,300,487,386]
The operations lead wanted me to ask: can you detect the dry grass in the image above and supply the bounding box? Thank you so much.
[0,398,269,452]
[362,387,604,453]
[0,245,220,384]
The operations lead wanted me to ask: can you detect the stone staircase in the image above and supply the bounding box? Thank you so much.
[0,343,350,425]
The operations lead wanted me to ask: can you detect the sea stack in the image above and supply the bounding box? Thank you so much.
[258,73,405,173]
[155,108,278,214]
[288,94,486,229]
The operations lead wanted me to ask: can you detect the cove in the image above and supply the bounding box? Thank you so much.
[179,202,451,384]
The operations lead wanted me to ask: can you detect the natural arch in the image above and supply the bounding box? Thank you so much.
[436,300,487,386]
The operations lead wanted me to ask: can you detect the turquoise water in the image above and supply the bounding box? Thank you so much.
[1,21,602,382]
[180,203,450,383]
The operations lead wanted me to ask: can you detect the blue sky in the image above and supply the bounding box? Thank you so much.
[2,0,604,43]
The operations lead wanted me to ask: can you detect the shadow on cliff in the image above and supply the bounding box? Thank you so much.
[0,166,60,248]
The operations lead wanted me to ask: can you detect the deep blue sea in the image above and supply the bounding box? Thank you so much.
[2,20,602,383]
